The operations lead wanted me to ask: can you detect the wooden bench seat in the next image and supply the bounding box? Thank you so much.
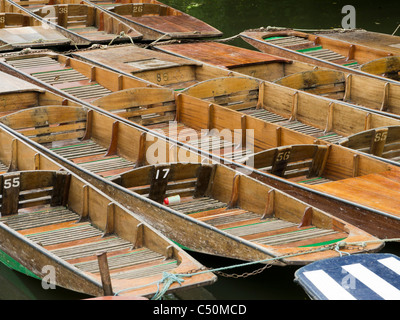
[339,126,400,161]
[244,144,330,183]
[110,3,168,17]
[274,70,346,100]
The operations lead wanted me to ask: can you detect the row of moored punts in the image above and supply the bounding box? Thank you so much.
[0,0,399,300]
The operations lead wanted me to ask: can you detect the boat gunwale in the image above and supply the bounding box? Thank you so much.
[1,55,400,230]
[240,31,400,85]
[5,0,143,44]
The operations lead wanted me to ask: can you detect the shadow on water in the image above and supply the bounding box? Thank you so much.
[1,0,400,300]
[0,262,90,300]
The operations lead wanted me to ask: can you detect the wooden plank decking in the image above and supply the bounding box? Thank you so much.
[309,170,400,219]
[167,197,347,249]
[0,205,178,283]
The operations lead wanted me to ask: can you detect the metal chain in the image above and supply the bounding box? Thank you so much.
[214,263,272,279]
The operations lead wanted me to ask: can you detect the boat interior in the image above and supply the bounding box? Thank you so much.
[109,162,351,258]
[154,41,322,82]
[182,76,400,162]
[2,53,149,102]
[0,169,185,295]
[259,30,362,69]
[6,0,141,42]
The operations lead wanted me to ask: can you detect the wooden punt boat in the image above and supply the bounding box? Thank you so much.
[154,41,326,82]
[89,86,400,239]
[0,128,216,298]
[240,28,398,81]
[0,69,83,116]
[4,0,142,45]
[154,41,400,120]
[0,50,152,103]
[0,4,70,50]
[0,107,384,266]
[70,44,234,91]
[4,51,400,239]
[313,29,400,56]
[0,47,238,99]
[179,75,400,164]
[79,0,222,41]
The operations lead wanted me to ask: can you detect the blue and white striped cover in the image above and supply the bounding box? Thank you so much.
[295,253,400,300]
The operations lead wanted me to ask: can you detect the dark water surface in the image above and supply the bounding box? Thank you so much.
[1,0,400,300]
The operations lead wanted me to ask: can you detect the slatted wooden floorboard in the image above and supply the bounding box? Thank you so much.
[50,140,135,177]
[264,36,360,68]
[242,107,344,143]
[8,56,112,102]
[147,122,254,161]
[1,204,179,282]
[168,196,342,247]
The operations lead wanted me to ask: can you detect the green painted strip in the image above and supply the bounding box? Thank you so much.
[32,68,73,75]
[0,250,41,280]
[50,142,91,151]
[297,46,323,53]
[299,177,323,183]
[171,240,191,251]
[319,134,337,138]
[264,36,286,40]
[299,237,346,247]
[343,62,358,66]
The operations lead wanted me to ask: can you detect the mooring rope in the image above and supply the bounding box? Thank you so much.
[393,24,400,36]
[112,238,400,299]
[108,31,135,46]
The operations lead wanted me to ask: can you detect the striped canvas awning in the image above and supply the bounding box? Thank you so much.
[295,253,400,300]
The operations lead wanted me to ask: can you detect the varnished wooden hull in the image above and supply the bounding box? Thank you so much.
[4,0,143,45]
[0,11,70,50]
[154,41,318,81]
[240,29,398,82]
[0,113,384,266]
[2,51,400,240]
[154,42,400,122]
[0,127,216,298]
[313,29,400,56]
[81,0,222,40]
[0,72,385,265]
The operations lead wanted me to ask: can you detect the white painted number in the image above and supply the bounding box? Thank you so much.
[276,151,290,162]
[133,5,143,13]
[4,177,20,189]
[155,168,170,179]
[374,132,387,142]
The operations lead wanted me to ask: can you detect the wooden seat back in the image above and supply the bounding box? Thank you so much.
[92,88,176,125]
[33,4,93,28]
[111,3,168,17]
[246,144,329,180]
[0,170,70,216]
[0,13,33,28]
[361,56,400,80]
[339,126,400,160]
[274,70,346,100]
[182,77,261,111]
[0,106,88,144]
[110,163,215,203]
